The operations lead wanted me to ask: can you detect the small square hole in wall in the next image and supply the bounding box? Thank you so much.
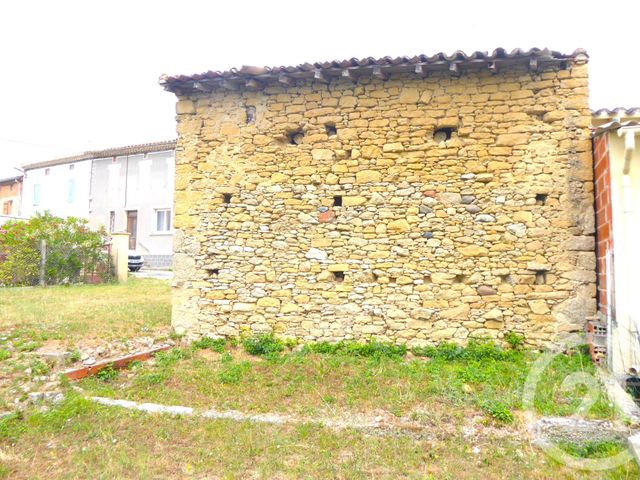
[535,271,547,285]
[424,275,432,284]
[325,123,337,136]
[433,127,455,142]
[389,277,397,285]
[245,106,256,124]
[210,268,220,275]
[223,193,232,204]
[287,129,304,145]
[333,271,345,283]
[333,195,343,207]
[535,193,548,206]
[500,274,514,284]
[453,274,467,284]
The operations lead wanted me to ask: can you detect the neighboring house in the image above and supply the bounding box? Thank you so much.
[0,171,23,221]
[161,48,595,346]
[22,156,92,219]
[22,141,176,268]
[591,108,640,380]
[89,141,176,268]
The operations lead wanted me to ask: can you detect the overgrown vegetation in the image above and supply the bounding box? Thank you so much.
[241,334,284,357]
[0,212,110,286]
[95,364,118,382]
[192,337,226,353]
[302,340,406,358]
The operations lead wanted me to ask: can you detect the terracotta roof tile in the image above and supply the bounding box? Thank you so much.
[160,48,588,93]
[23,140,176,171]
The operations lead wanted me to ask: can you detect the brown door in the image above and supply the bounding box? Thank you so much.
[126,210,138,250]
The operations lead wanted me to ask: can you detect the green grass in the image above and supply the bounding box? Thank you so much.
[79,341,616,422]
[0,393,635,479]
[0,278,171,343]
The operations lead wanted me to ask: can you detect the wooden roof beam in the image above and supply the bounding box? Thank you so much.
[372,65,388,81]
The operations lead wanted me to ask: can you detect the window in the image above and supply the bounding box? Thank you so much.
[67,178,75,203]
[2,200,12,215]
[109,211,115,233]
[33,184,41,206]
[69,164,75,171]
[44,168,50,176]
[155,209,171,232]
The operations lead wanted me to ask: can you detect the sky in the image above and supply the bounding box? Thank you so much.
[1,0,639,176]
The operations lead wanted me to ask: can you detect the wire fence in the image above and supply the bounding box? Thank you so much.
[0,239,114,287]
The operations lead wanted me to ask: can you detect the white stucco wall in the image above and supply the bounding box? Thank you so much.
[22,160,92,219]
[607,131,640,377]
[88,150,175,263]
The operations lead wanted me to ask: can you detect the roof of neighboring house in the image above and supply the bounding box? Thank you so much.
[591,108,640,128]
[0,173,22,184]
[160,47,588,94]
[23,140,177,171]
[593,120,640,136]
[592,107,640,118]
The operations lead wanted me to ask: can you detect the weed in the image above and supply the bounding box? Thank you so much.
[68,349,81,364]
[481,400,514,423]
[0,349,10,362]
[557,439,629,459]
[15,340,40,352]
[412,339,520,361]
[138,372,166,385]
[96,364,118,382]
[128,360,143,370]
[218,360,251,385]
[242,334,284,357]
[192,337,226,353]
[30,359,50,376]
[303,340,406,358]
[504,331,525,349]
[155,348,189,367]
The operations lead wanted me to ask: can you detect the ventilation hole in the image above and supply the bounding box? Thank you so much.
[223,193,232,204]
[423,275,432,284]
[325,123,337,136]
[389,277,397,285]
[535,271,547,285]
[433,128,455,142]
[500,274,514,284]
[205,267,220,275]
[535,193,548,206]
[333,195,343,207]
[245,106,256,124]
[453,274,467,284]
[287,129,304,145]
[332,271,345,283]
[371,272,379,282]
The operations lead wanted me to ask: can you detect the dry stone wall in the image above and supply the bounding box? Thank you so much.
[171,59,595,347]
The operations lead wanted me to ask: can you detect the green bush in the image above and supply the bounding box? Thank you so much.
[192,337,226,353]
[0,212,111,286]
[302,340,406,358]
[481,399,514,423]
[504,331,525,349]
[412,339,521,361]
[95,364,118,382]
[242,334,284,357]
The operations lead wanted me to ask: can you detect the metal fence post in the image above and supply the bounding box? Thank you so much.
[39,239,46,287]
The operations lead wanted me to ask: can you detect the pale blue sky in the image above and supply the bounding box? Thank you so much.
[1,0,638,174]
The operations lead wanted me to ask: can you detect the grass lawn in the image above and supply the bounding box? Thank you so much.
[0,278,171,410]
[0,283,637,478]
[0,392,634,480]
[0,278,171,344]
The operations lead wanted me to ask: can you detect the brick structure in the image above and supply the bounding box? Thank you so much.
[593,133,614,317]
[162,48,596,347]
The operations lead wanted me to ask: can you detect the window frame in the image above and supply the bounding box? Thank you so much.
[154,208,172,234]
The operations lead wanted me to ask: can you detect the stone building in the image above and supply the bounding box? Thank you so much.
[161,48,595,347]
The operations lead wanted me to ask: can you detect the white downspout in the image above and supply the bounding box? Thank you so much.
[617,127,640,373]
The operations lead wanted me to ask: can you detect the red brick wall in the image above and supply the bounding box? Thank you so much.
[594,133,614,316]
